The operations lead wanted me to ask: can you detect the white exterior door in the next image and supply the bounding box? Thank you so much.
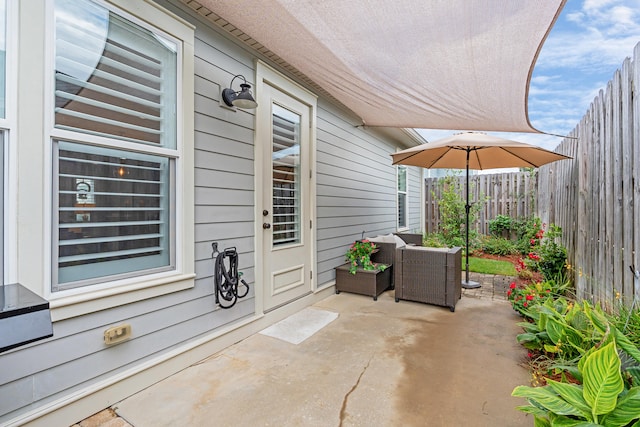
[259,81,314,311]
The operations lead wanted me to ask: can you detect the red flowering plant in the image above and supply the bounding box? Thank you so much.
[506,280,554,315]
[345,240,387,274]
[516,222,547,278]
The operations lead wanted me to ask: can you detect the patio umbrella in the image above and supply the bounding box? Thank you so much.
[391,132,571,289]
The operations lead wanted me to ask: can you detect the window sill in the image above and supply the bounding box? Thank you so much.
[49,273,196,321]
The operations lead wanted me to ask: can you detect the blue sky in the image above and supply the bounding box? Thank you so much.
[418,0,640,151]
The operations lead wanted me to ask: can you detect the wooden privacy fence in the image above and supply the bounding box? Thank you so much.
[425,171,537,236]
[538,42,640,307]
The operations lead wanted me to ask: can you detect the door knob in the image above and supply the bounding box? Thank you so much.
[263,223,271,229]
[263,210,269,216]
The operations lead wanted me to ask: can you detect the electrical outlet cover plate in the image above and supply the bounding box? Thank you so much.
[104,324,132,345]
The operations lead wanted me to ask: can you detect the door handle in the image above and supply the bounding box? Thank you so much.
[263,223,271,229]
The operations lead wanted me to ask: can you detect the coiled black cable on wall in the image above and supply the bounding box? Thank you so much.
[212,242,250,309]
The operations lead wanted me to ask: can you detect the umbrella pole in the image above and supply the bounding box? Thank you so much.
[462,148,480,289]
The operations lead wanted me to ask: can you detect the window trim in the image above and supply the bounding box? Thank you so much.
[38,0,195,319]
[397,165,408,231]
[2,0,17,285]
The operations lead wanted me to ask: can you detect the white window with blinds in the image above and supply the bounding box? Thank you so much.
[54,0,176,148]
[51,0,179,290]
[397,165,408,230]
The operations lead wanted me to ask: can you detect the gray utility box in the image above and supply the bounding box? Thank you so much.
[1,284,53,353]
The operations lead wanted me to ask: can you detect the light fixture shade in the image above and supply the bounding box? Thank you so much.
[221,75,258,109]
[232,83,258,109]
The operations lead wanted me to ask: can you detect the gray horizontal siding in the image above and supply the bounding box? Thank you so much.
[1,4,260,422]
[0,0,424,422]
[315,102,423,286]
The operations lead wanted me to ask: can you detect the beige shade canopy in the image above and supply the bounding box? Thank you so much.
[391,132,572,170]
[196,0,566,133]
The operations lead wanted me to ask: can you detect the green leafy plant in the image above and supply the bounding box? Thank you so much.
[515,294,640,389]
[422,233,448,248]
[433,173,485,249]
[488,214,513,237]
[512,216,544,254]
[344,240,387,275]
[507,280,569,316]
[515,222,568,284]
[480,235,518,256]
[515,257,535,281]
[512,341,640,426]
[515,298,598,363]
[538,224,567,280]
[608,302,640,349]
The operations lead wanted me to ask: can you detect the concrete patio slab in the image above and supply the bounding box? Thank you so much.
[105,273,532,427]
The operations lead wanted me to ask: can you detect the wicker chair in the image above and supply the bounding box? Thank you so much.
[394,246,462,312]
[369,233,423,289]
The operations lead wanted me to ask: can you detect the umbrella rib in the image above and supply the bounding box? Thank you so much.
[471,147,483,169]
[499,147,542,167]
[452,146,485,169]
[392,149,447,167]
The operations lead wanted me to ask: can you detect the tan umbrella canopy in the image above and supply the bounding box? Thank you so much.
[391,132,572,169]
[391,132,572,288]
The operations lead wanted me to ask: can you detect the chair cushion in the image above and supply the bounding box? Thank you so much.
[391,234,407,248]
[367,234,407,247]
[405,246,450,252]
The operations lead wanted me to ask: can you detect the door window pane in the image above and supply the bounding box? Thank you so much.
[54,141,172,289]
[54,0,177,148]
[272,104,301,246]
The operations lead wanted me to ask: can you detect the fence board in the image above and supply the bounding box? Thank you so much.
[612,70,624,301]
[600,81,614,301]
[621,58,634,299]
[634,43,640,302]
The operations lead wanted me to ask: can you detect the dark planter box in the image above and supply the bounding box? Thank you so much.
[334,263,391,301]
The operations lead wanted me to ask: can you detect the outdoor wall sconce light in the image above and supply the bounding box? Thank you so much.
[221,75,258,109]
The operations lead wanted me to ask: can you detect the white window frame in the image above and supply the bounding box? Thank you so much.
[51,0,182,291]
[12,0,194,320]
[1,0,16,286]
[397,165,408,231]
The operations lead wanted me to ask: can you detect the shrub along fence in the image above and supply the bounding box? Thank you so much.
[538,42,640,307]
[425,171,537,237]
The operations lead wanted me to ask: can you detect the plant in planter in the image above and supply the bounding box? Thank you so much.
[345,240,387,275]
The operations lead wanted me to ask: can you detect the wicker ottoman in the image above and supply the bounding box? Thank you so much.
[335,263,391,301]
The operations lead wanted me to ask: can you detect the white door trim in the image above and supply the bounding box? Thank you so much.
[254,61,317,315]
